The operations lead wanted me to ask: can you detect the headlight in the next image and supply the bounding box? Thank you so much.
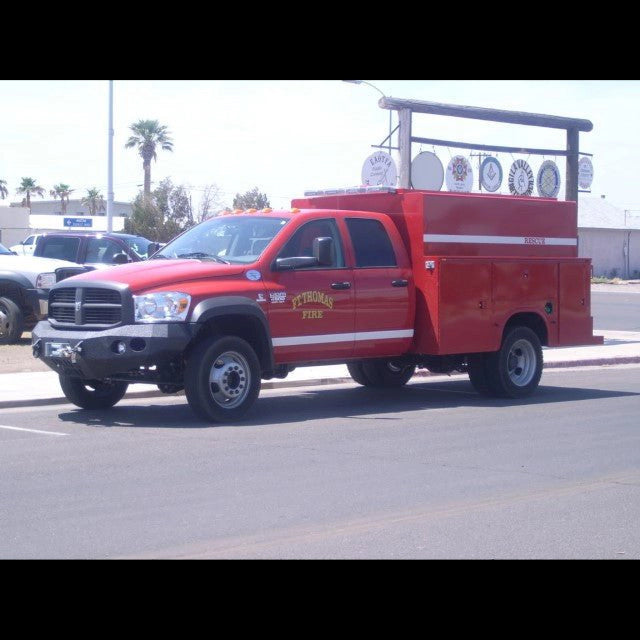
[133,291,191,322]
[36,272,56,289]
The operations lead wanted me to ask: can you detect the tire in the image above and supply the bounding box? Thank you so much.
[467,353,499,396]
[184,335,261,422]
[0,296,24,344]
[360,359,416,388]
[484,326,543,398]
[59,375,129,409]
[347,362,372,386]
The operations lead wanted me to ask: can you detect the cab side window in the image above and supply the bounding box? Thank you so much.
[86,238,124,264]
[277,219,344,268]
[346,218,397,268]
[40,237,80,263]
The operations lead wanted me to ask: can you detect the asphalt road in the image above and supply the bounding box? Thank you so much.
[1,365,639,559]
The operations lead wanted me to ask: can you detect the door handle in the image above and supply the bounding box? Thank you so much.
[391,279,408,287]
[331,282,351,290]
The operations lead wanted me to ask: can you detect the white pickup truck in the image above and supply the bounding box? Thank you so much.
[0,242,76,343]
[10,233,45,256]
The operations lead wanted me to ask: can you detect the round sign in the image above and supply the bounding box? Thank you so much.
[246,270,261,281]
[578,156,594,190]
[536,160,561,198]
[361,151,397,187]
[480,156,503,192]
[411,151,444,191]
[445,155,473,193]
[508,159,534,196]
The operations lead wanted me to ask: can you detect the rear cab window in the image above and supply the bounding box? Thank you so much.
[345,218,397,267]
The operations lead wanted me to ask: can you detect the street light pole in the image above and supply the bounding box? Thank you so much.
[343,80,393,157]
[107,80,114,233]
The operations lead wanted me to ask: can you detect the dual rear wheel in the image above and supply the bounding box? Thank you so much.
[468,326,543,398]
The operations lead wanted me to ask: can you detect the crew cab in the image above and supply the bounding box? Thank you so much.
[32,188,602,422]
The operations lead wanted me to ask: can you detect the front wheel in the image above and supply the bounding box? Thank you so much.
[184,335,261,422]
[59,376,129,409]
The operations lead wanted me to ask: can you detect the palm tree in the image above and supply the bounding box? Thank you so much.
[81,188,106,216]
[125,119,174,199]
[0,179,8,200]
[50,183,74,215]
[16,177,45,210]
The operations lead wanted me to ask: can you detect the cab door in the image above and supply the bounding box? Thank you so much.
[267,218,354,364]
[344,217,414,358]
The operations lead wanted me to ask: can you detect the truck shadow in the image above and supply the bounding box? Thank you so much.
[56,378,640,430]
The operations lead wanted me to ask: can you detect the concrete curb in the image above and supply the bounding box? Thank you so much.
[2,355,639,410]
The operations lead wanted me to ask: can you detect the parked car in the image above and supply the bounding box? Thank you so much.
[33,232,158,268]
[0,242,76,343]
[10,233,46,256]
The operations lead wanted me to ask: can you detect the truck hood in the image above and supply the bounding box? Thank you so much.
[64,259,248,292]
[0,254,76,280]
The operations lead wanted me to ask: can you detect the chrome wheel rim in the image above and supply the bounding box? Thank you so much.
[507,339,537,386]
[208,350,251,409]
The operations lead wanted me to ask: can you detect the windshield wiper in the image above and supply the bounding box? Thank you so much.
[149,254,169,259]
[177,252,230,264]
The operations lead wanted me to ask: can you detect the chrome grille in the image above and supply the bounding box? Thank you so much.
[49,286,123,326]
[51,289,76,304]
[84,289,121,305]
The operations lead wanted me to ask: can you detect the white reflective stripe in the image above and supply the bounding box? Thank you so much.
[423,234,577,246]
[272,329,413,347]
[355,330,414,341]
[273,332,353,347]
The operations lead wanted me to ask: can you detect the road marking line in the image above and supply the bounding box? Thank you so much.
[0,424,68,436]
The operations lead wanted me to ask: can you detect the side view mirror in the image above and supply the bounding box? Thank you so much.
[274,256,318,271]
[112,252,130,265]
[147,242,161,256]
[313,237,333,266]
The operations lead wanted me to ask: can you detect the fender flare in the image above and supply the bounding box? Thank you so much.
[0,272,33,306]
[190,296,274,371]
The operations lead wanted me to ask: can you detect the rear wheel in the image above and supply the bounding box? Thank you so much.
[184,335,261,422]
[59,376,129,409]
[467,353,497,396]
[484,326,543,398]
[360,359,416,388]
[0,296,24,344]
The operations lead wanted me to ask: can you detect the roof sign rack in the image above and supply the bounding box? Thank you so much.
[304,185,398,197]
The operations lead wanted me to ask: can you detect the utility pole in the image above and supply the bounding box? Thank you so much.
[107,80,114,233]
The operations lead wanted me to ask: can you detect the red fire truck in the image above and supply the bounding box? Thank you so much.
[32,187,602,422]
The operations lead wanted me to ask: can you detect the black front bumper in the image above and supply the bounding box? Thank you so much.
[32,321,197,380]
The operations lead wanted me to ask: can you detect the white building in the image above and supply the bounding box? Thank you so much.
[578,197,640,279]
[10,198,133,217]
[0,206,31,247]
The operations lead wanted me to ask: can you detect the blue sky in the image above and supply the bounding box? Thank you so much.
[1,80,638,213]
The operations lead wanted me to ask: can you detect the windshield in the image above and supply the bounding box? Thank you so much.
[125,236,153,260]
[0,243,13,255]
[154,216,289,264]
